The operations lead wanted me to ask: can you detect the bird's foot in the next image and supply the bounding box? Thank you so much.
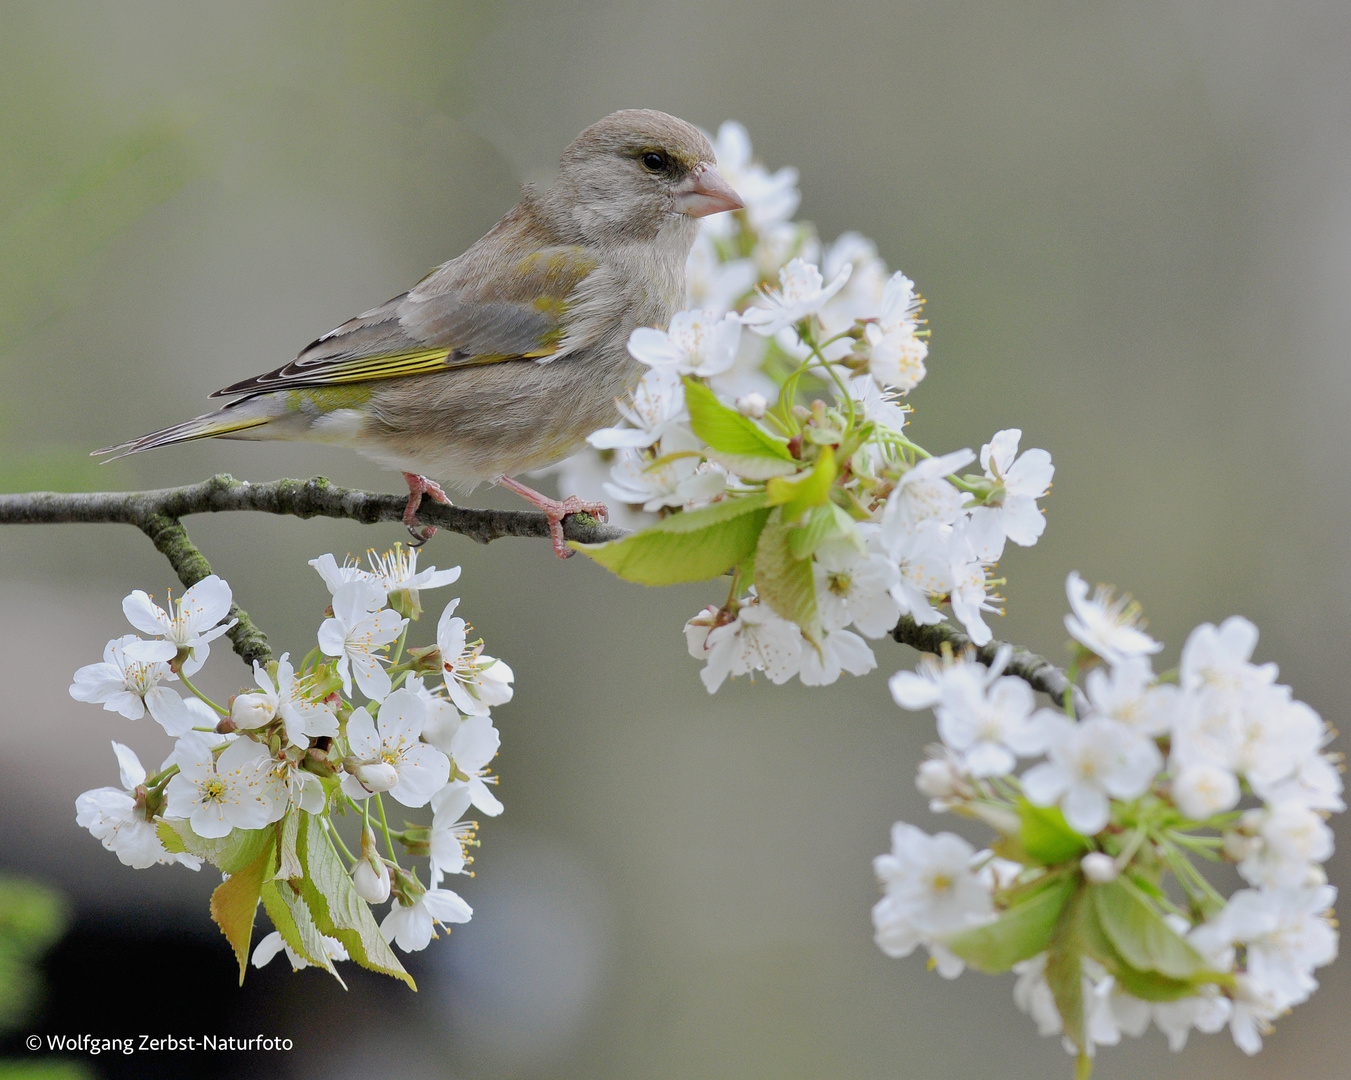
[495,475,609,559]
[403,472,452,547]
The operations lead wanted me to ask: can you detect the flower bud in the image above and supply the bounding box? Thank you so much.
[352,857,391,904]
[1171,764,1240,820]
[1080,852,1118,883]
[735,392,768,419]
[353,761,399,793]
[230,692,276,730]
[916,759,959,799]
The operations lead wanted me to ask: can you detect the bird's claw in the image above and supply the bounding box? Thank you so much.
[402,472,452,546]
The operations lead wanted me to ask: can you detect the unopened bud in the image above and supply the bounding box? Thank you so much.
[916,759,959,799]
[735,392,768,419]
[1080,852,1118,883]
[353,761,399,793]
[352,857,391,904]
[229,692,275,730]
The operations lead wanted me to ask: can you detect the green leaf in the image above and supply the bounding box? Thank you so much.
[1075,886,1205,1002]
[754,507,821,646]
[1045,884,1087,1053]
[944,873,1076,973]
[573,493,770,585]
[159,820,275,874]
[1092,879,1212,981]
[275,811,303,882]
[260,880,345,987]
[209,835,275,984]
[1017,800,1092,866]
[683,378,795,477]
[787,503,858,561]
[296,813,414,988]
[766,446,836,523]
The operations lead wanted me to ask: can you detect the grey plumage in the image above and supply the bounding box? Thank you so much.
[99,110,740,494]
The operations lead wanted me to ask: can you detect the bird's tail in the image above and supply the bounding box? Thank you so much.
[93,397,280,461]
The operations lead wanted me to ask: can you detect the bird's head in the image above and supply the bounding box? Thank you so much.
[547,109,743,246]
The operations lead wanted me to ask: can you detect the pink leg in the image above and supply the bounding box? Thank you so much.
[403,472,452,546]
[496,475,608,559]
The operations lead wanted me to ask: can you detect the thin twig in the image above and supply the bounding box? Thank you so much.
[0,474,1084,707]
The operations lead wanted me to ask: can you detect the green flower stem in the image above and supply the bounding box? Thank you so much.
[144,764,179,789]
[325,817,357,866]
[375,794,399,868]
[388,623,409,668]
[176,670,228,715]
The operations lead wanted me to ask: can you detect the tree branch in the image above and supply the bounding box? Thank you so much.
[0,474,1083,708]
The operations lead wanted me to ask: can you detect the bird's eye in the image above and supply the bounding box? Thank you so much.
[641,151,668,172]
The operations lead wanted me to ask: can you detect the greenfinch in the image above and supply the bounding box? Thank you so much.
[98,110,743,555]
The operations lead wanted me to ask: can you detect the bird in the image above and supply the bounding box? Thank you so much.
[96,109,743,556]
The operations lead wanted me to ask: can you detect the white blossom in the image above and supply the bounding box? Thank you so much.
[121,575,235,677]
[340,691,450,808]
[435,599,514,717]
[603,431,727,512]
[813,547,901,638]
[685,230,756,314]
[252,930,348,972]
[230,654,338,748]
[1082,656,1177,738]
[627,309,743,378]
[798,627,876,686]
[879,449,976,552]
[863,272,929,391]
[685,597,804,693]
[1020,716,1162,835]
[872,824,994,972]
[1236,804,1335,889]
[69,635,196,736]
[1063,572,1162,665]
[740,258,852,336]
[429,782,476,883]
[317,580,405,702]
[1191,886,1338,1010]
[931,652,1043,777]
[968,429,1054,547]
[703,120,800,237]
[163,733,286,839]
[75,742,201,870]
[587,367,687,450]
[381,887,472,953]
[443,713,503,816]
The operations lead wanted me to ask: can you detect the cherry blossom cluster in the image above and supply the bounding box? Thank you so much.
[565,121,1054,690]
[872,573,1341,1070]
[69,545,512,983]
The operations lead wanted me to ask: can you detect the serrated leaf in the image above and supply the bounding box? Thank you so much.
[944,873,1076,973]
[1045,884,1086,1053]
[210,835,275,984]
[1092,879,1212,981]
[275,811,303,881]
[160,820,275,874]
[573,493,770,585]
[260,880,345,987]
[1017,800,1092,866]
[157,821,187,854]
[754,507,821,646]
[766,446,836,523]
[683,378,793,464]
[296,812,414,988]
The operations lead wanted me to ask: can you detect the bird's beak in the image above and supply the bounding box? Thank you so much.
[673,163,744,218]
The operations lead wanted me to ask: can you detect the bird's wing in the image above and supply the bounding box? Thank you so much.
[210,245,601,398]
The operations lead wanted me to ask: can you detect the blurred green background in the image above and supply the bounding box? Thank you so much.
[1,1,1348,1077]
